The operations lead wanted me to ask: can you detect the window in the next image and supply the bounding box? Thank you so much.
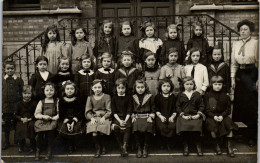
[7,0,40,11]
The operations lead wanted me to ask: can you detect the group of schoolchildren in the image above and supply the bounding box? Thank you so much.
[2,19,240,161]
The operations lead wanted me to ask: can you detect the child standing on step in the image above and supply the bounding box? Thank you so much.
[29,56,55,101]
[160,47,184,95]
[74,54,95,105]
[34,82,59,161]
[69,27,94,73]
[204,76,238,157]
[184,47,209,95]
[2,61,24,150]
[143,51,160,96]
[95,52,115,96]
[176,77,205,157]
[53,56,74,98]
[85,79,112,158]
[115,51,142,93]
[15,85,37,153]
[132,79,156,158]
[186,21,210,66]
[94,20,116,66]
[160,24,186,65]
[112,78,133,157]
[208,45,230,93]
[41,25,68,74]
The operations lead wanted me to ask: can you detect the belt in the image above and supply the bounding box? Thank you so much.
[239,64,255,70]
[135,113,149,118]
[145,77,159,80]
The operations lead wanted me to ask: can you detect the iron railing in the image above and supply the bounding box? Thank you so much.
[3,14,240,84]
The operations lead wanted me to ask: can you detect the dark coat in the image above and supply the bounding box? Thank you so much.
[29,71,54,101]
[95,68,115,95]
[53,72,74,97]
[2,75,24,113]
[116,35,136,62]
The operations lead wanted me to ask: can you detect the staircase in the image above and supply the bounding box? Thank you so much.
[3,14,240,84]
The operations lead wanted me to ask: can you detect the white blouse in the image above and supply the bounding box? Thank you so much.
[139,38,163,53]
[231,37,259,78]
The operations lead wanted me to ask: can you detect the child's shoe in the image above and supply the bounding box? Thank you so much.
[35,148,40,161]
[183,142,189,156]
[136,144,142,158]
[121,143,128,157]
[143,144,148,158]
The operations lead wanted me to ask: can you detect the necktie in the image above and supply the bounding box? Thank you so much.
[238,37,251,57]
[191,65,195,78]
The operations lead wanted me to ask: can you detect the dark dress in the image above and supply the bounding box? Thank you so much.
[57,97,85,137]
[94,36,117,60]
[15,100,38,140]
[160,38,186,65]
[29,71,55,101]
[114,67,141,93]
[187,36,210,66]
[132,94,156,134]
[207,61,231,93]
[111,95,133,128]
[176,91,205,135]
[155,94,177,137]
[74,69,95,105]
[116,35,136,62]
[204,90,238,137]
[95,67,115,95]
[53,71,74,97]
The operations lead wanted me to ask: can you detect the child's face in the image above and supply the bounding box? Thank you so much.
[212,49,222,62]
[168,28,178,40]
[122,24,131,37]
[82,59,91,70]
[75,28,85,41]
[65,84,75,97]
[117,84,126,96]
[145,26,155,38]
[168,52,178,64]
[60,59,70,71]
[145,55,156,68]
[44,85,55,98]
[161,82,171,94]
[194,26,203,37]
[191,51,200,64]
[102,57,112,69]
[104,23,112,35]
[22,92,32,102]
[37,60,48,72]
[92,83,102,96]
[212,82,223,92]
[4,64,15,76]
[136,83,145,95]
[122,56,133,68]
[47,30,57,41]
[184,80,194,92]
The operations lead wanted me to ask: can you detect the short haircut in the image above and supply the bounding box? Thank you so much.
[35,56,49,65]
[80,54,95,70]
[180,76,197,92]
[3,60,16,69]
[186,47,201,64]
[22,85,32,93]
[210,75,224,85]
[157,78,174,94]
[61,80,78,97]
[132,79,150,94]
[114,78,129,95]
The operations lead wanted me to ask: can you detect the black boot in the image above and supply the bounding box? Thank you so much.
[122,142,128,157]
[227,138,235,157]
[136,143,142,158]
[35,148,40,161]
[29,139,36,153]
[18,139,25,153]
[196,141,203,156]
[143,144,148,158]
[214,138,222,155]
[183,141,189,156]
[94,144,101,158]
[45,147,52,160]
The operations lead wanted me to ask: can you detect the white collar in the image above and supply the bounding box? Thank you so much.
[78,69,94,76]
[4,74,17,80]
[118,94,125,96]
[98,67,114,74]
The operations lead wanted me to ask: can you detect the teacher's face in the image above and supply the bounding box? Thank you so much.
[240,25,251,39]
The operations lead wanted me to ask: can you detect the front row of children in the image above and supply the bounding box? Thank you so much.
[12,74,238,161]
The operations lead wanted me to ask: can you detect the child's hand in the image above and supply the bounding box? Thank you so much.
[90,118,97,125]
[214,116,219,122]
[217,116,223,122]
[136,63,142,71]
[73,117,78,123]
[168,115,175,123]
[64,118,69,123]
[199,90,205,95]
[182,115,191,120]
[159,115,167,123]
[185,51,190,61]
[191,114,200,120]
[43,115,51,120]
[132,117,136,123]
[147,117,153,123]
[119,120,126,126]
[100,117,106,124]
[52,116,58,121]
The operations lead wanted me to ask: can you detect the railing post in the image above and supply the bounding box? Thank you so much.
[229,31,232,66]
[25,46,30,83]
[213,20,216,46]
[181,16,184,42]
[18,52,22,79]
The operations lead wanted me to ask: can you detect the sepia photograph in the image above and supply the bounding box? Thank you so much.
[1,0,259,162]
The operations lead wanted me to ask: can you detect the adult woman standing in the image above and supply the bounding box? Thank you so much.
[231,19,258,146]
